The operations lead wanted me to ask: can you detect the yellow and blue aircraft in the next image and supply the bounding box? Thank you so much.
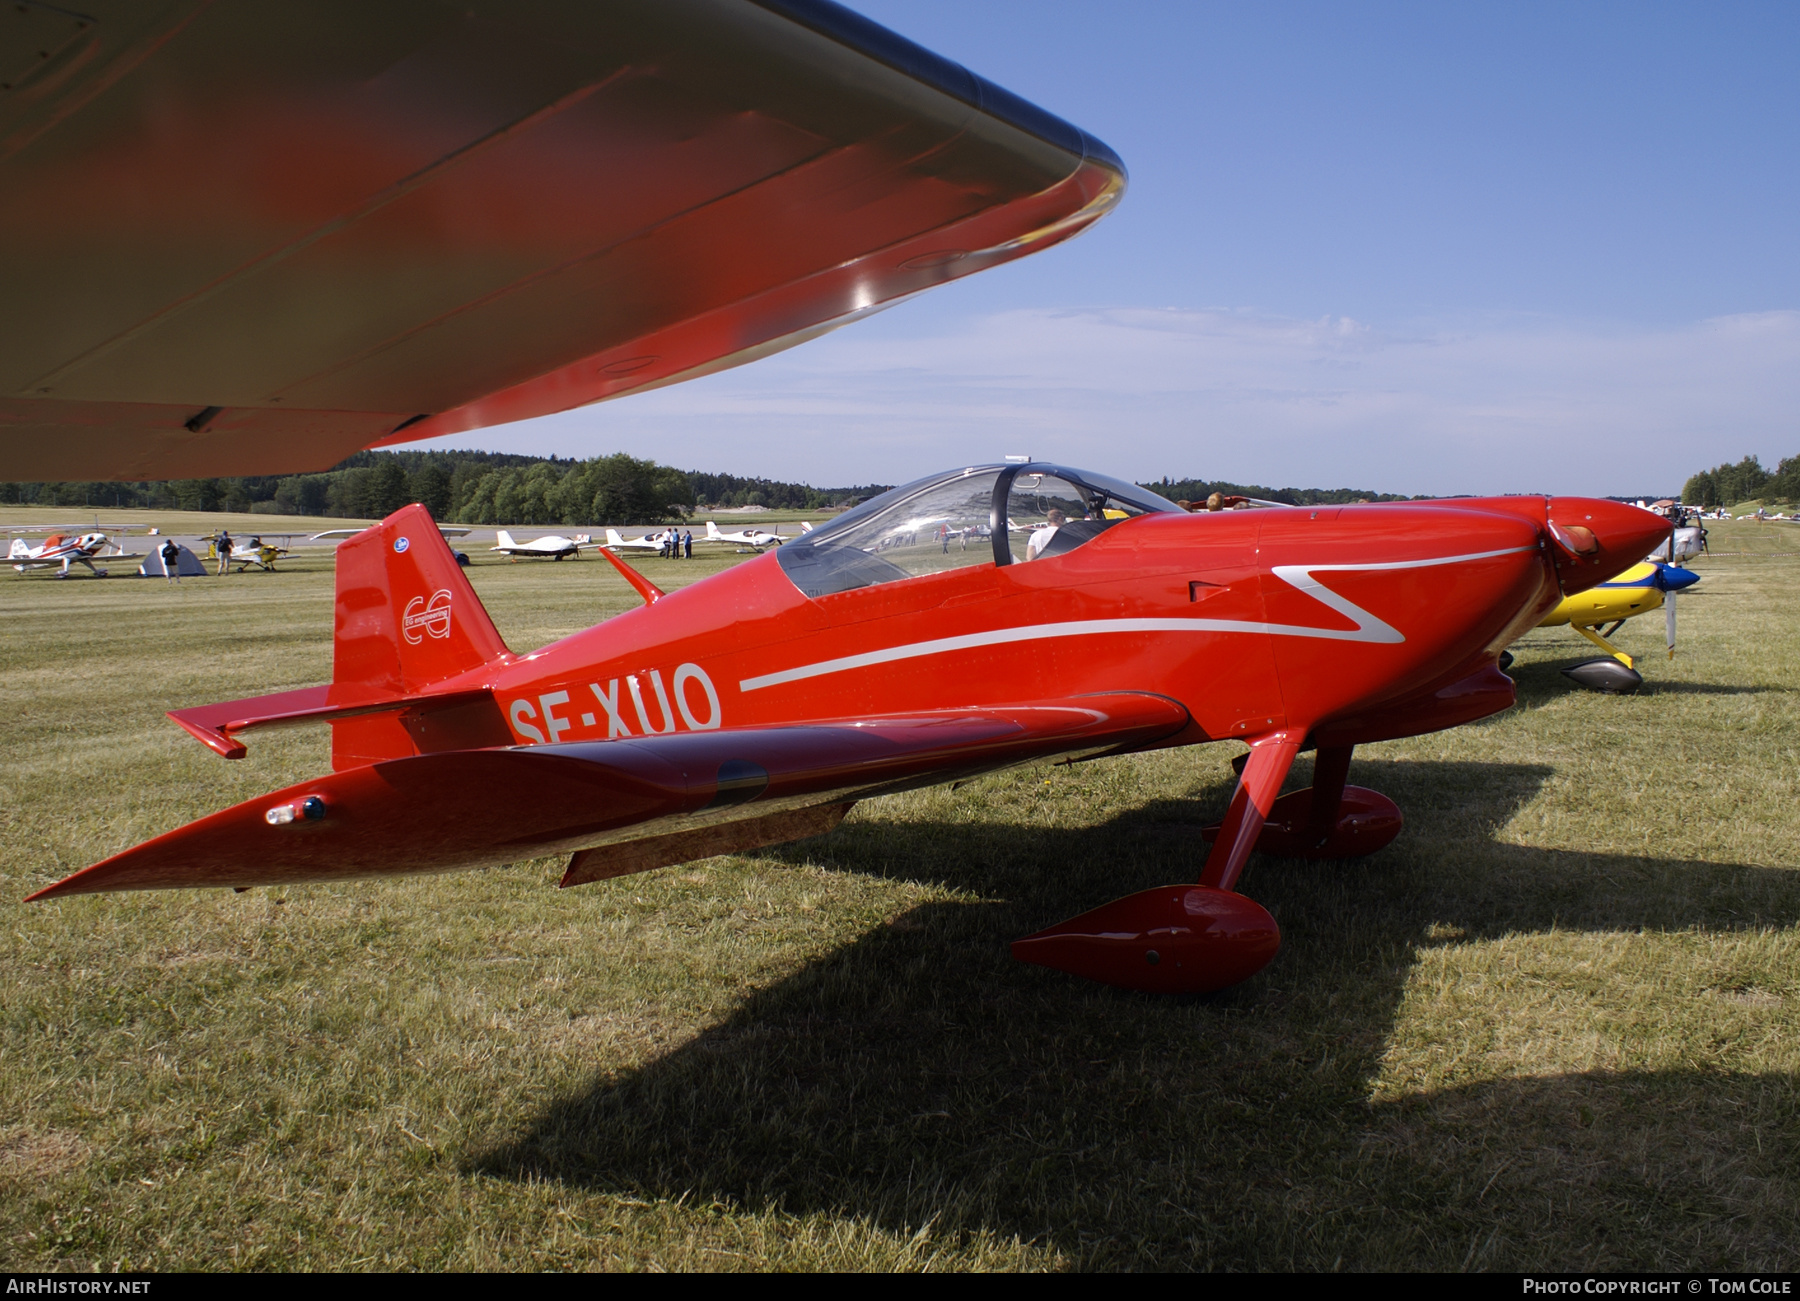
[1506,561,1701,692]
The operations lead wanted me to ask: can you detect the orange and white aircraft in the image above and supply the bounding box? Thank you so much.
[8,531,144,578]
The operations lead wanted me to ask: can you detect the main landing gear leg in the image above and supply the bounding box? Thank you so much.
[1307,744,1354,844]
[1202,743,1403,860]
[1011,730,1300,995]
[1199,730,1303,890]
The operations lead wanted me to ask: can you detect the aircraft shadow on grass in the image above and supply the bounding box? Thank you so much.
[473,759,1800,1268]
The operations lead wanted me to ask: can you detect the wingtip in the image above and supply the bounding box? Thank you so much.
[25,870,95,902]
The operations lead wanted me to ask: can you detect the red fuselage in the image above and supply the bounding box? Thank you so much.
[344,495,1657,771]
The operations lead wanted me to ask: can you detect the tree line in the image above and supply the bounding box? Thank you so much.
[0,450,894,526]
[1143,477,1413,506]
[1,449,1445,525]
[1681,455,1800,509]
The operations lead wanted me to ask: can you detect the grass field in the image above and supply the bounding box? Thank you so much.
[2,523,1798,1271]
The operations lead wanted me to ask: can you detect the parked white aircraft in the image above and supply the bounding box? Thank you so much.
[703,520,812,550]
[603,528,677,553]
[492,530,591,560]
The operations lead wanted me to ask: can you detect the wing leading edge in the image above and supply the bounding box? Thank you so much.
[2,0,1124,482]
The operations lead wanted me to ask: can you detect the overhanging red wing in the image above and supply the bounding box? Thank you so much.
[28,693,1185,898]
[0,0,1123,482]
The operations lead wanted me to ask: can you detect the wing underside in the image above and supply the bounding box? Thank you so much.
[1,0,1123,482]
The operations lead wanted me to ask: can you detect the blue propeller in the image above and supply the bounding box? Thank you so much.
[1651,563,1701,658]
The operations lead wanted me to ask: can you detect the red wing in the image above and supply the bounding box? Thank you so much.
[1,0,1123,482]
[28,692,1186,899]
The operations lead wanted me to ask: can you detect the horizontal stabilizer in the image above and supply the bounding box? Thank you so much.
[167,687,496,760]
[32,693,1186,899]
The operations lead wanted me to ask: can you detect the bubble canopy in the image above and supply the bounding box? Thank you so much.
[776,463,1183,598]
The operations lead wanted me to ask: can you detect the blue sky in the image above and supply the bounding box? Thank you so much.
[415,1,1800,495]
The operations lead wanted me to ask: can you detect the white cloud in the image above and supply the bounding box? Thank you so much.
[413,307,1800,496]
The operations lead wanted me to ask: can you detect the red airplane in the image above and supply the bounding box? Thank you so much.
[30,467,1669,996]
[5,2,1676,995]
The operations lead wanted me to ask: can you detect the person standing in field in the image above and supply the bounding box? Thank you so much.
[216,529,232,576]
[160,538,182,586]
[683,529,693,559]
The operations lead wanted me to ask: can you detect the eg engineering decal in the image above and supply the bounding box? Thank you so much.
[402,589,454,644]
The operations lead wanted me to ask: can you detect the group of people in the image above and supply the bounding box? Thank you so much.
[152,530,233,585]
[155,530,264,585]
[659,530,694,559]
[935,523,976,553]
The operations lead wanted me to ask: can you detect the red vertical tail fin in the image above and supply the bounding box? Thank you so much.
[330,507,512,768]
[334,506,509,695]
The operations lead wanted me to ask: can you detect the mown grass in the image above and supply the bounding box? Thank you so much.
[1,524,1797,1271]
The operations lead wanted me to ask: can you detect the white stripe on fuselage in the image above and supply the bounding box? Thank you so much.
[736,546,1535,694]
